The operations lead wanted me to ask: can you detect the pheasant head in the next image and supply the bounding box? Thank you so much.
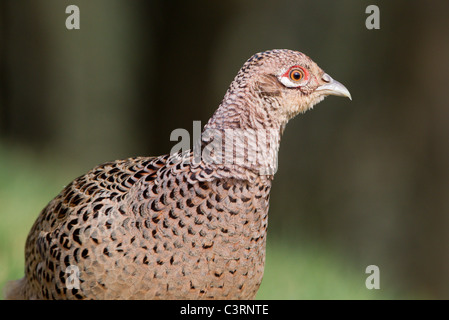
[205,49,351,131]
[200,49,351,177]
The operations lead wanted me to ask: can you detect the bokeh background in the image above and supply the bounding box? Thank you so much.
[1,0,448,299]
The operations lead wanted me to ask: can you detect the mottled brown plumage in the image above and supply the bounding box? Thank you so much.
[6,49,350,300]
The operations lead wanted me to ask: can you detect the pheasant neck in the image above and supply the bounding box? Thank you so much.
[201,97,283,179]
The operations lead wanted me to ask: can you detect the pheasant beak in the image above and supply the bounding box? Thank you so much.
[315,73,352,100]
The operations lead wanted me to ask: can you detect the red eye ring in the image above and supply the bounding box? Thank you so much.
[282,65,309,84]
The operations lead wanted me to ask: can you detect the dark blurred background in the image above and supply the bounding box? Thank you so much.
[1,0,448,299]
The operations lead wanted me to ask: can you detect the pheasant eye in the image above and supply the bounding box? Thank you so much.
[289,69,304,81]
[279,65,310,88]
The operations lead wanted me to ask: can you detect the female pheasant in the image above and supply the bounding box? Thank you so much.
[6,49,351,299]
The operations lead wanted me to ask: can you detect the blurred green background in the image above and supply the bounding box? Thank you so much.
[1,0,448,299]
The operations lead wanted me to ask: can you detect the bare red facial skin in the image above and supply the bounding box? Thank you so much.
[281,65,310,85]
